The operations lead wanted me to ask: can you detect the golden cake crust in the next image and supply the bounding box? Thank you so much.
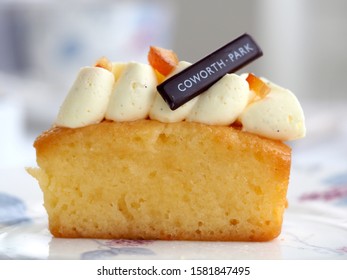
[30,119,291,241]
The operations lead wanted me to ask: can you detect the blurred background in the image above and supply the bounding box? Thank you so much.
[1,0,347,168]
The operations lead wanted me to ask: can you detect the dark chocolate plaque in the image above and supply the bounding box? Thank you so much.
[157,34,262,110]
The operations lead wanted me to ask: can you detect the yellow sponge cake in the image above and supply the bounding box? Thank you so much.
[29,120,291,241]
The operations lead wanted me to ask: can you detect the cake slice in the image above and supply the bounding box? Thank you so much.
[28,37,305,241]
[28,120,290,241]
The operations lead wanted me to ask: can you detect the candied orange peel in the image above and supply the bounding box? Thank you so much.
[148,46,179,76]
[246,73,271,98]
[94,56,113,72]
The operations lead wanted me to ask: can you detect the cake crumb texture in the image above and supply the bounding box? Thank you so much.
[30,120,291,241]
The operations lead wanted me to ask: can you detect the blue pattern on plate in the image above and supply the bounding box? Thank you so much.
[298,170,347,206]
[324,171,347,206]
[323,171,347,186]
[80,239,155,259]
[0,192,30,225]
[81,247,155,260]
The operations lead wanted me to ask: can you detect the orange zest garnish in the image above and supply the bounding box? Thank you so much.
[148,46,179,76]
[94,56,112,72]
[246,73,271,98]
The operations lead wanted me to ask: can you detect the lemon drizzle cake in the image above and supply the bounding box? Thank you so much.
[28,34,305,241]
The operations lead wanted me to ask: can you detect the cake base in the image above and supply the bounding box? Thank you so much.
[28,120,291,241]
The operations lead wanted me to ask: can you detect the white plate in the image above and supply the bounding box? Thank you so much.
[1,168,347,260]
[0,210,346,260]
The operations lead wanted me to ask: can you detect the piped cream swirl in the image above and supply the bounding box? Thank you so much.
[55,61,306,141]
[55,66,114,128]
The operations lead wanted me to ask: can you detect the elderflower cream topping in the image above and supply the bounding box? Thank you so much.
[106,62,157,122]
[186,74,250,125]
[240,79,306,140]
[55,61,306,141]
[55,66,114,128]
